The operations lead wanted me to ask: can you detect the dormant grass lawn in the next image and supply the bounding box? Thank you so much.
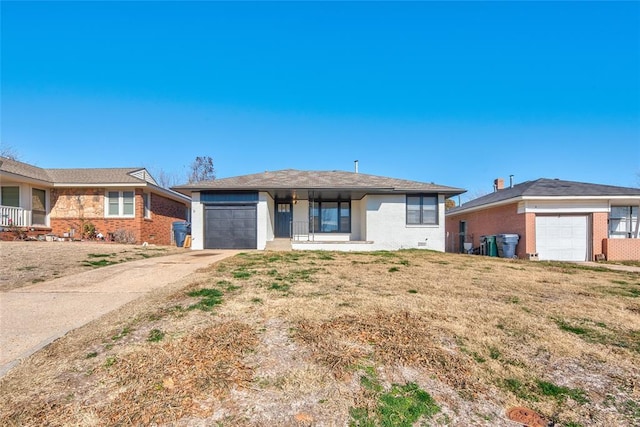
[1,250,639,426]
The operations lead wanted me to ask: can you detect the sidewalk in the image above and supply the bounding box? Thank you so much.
[579,261,640,274]
[0,250,237,377]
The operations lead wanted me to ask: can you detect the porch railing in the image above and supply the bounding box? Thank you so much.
[292,221,312,241]
[0,205,30,227]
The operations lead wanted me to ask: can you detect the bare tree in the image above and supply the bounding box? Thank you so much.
[0,144,19,160]
[153,169,180,189]
[188,156,216,184]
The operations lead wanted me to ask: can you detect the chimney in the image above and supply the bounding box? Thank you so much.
[509,174,514,188]
[494,178,504,191]
[354,160,359,174]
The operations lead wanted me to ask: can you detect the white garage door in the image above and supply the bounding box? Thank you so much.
[535,215,588,261]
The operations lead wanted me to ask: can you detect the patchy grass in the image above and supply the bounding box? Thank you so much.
[83,259,119,267]
[537,380,588,404]
[1,250,639,426]
[350,372,440,426]
[87,253,117,258]
[147,329,165,342]
[111,327,132,341]
[186,288,224,311]
[0,242,181,291]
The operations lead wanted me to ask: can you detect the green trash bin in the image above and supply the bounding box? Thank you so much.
[485,235,498,257]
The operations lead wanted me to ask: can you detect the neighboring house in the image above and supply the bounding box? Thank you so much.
[172,169,464,251]
[0,156,190,245]
[445,178,640,261]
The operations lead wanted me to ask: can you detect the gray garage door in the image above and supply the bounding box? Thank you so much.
[204,205,257,249]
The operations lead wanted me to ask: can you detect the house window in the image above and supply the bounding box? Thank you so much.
[609,206,638,238]
[106,191,135,217]
[32,189,46,225]
[407,194,438,225]
[309,201,351,233]
[143,193,151,219]
[1,186,20,207]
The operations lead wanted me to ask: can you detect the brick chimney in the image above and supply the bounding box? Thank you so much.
[494,178,504,191]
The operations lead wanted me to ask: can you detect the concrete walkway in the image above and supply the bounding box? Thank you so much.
[0,250,237,377]
[579,262,640,274]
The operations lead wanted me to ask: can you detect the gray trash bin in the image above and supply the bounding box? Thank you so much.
[172,221,191,247]
[497,234,519,258]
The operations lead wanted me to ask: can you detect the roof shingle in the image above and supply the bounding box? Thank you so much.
[173,169,465,194]
[0,156,150,185]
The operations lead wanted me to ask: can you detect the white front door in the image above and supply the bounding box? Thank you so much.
[535,215,588,261]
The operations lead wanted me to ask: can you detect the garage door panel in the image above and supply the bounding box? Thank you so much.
[233,210,255,219]
[536,216,588,261]
[204,205,257,249]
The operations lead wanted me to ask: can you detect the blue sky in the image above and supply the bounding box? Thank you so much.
[2,1,639,199]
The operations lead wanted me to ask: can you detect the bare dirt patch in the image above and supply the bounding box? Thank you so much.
[0,241,185,291]
[1,250,639,426]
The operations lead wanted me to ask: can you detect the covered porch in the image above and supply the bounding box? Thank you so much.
[269,188,368,248]
[1,182,49,228]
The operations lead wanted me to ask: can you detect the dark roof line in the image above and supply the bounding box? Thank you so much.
[448,178,640,214]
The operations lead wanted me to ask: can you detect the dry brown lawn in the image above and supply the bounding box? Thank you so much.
[1,250,639,426]
[0,241,184,291]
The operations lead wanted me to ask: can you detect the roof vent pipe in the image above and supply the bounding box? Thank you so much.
[354,160,359,174]
[509,175,514,188]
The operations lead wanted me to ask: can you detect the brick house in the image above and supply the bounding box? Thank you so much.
[445,178,640,261]
[0,156,190,245]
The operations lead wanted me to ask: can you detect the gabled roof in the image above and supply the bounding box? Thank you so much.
[46,168,156,185]
[448,178,640,214]
[0,156,52,183]
[173,169,465,195]
[0,156,188,203]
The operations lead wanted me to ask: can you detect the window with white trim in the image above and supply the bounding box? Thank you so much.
[609,206,638,238]
[106,191,135,217]
[143,193,151,219]
[1,186,20,207]
[406,194,438,225]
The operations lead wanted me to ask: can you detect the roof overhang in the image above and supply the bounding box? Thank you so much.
[149,184,191,204]
[0,170,52,187]
[52,183,142,188]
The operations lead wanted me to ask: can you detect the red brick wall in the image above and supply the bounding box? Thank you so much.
[524,212,537,256]
[447,207,611,261]
[49,188,188,245]
[140,191,188,246]
[592,212,608,258]
[51,217,141,241]
[603,239,640,261]
[446,202,527,258]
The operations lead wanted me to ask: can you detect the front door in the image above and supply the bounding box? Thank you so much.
[275,202,292,238]
[459,221,466,253]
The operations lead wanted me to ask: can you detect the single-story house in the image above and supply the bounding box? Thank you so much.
[0,156,190,245]
[445,177,640,261]
[172,169,465,251]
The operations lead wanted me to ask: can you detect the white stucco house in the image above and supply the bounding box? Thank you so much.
[173,169,464,251]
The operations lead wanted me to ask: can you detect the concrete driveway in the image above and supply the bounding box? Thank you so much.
[0,250,237,377]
